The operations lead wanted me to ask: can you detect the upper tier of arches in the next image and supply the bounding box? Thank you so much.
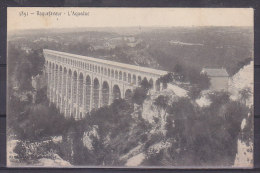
[43,49,167,76]
[46,61,162,91]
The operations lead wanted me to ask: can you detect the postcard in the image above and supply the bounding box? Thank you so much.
[7,7,254,168]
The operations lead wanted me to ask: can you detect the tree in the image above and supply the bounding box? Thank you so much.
[208,91,230,113]
[35,86,48,104]
[12,103,70,141]
[28,49,45,77]
[163,95,250,166]
[16,60,34,92]
[140,78,152,91]
[172,64,210,91]
[132,87,148,106]
[198,73,210,90]
[154,95,169,121]
[173,64,184,74]
[132,78,154,106]
[239,87,252,105]
[76,99,135,165]
[159,73,173,89]
[188,86,201,100]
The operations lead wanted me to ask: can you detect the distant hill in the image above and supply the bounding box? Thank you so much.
[137,26,253,75]
[9,26,253,75]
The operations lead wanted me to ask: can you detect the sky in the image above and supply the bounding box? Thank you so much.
[7,7,254,31]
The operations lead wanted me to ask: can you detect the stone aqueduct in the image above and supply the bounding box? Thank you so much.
[44,49,168,120]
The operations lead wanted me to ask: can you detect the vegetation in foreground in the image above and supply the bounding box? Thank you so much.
[9,69,252,167]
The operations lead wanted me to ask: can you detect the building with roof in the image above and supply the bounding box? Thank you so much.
[201,68,229,91]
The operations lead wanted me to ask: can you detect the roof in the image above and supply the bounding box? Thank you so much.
[201,68,229,77]
[44,49,168,76]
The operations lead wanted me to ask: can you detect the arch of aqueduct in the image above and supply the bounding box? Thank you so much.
[44,49,168,120]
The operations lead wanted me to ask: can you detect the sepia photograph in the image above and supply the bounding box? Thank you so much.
[7,7,254,168]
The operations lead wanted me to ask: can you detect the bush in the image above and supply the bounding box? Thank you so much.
[13,142,28,161]
[11,102,71,141]
[154,95,169,110]
[164,91,251,166]
[132,87,148,105]
[142,149,164,166]
[13,140,60,163]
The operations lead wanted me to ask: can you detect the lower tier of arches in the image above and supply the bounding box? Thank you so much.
[47,82,136,120]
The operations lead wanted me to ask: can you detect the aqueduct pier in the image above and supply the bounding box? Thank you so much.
[44,49,168,119]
